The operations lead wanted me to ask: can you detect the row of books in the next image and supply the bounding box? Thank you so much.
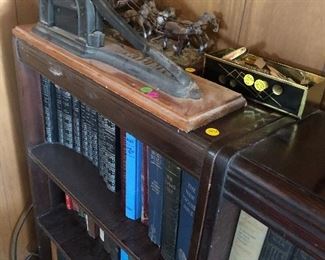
[41,76,200,260]
[229,210,315,260]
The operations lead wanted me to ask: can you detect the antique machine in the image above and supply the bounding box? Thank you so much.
[35,0,201,99]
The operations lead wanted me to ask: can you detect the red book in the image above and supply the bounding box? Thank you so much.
[141,144,149,225]
[65,194,73,210]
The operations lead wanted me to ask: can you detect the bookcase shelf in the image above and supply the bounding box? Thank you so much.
[30,143,161,260]
[38,205,110,260]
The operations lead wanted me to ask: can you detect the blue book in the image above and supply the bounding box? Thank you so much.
[120,249,129,260]
[176,171,199,260]
[148,148,165,246]
[259,230,295,259]
[125,133,142,220]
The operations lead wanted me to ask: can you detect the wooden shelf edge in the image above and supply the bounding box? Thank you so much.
[29,143,161,260]
[38,205,110,260]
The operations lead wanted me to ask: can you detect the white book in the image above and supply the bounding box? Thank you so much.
[229,210,268,260]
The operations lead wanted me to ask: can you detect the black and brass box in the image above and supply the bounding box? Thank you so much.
[203,49,324,118]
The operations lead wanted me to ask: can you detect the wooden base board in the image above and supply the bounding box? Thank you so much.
[13,25,246,132]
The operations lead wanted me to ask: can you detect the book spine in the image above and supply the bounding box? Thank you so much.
[125,133,142,220]
[259,230,295,260]
[85,214,99,239]
[176,171,199,260]
[89,108,99,167]
[98,114,118,192]
[65,194,73,210]
[120,250,129,260]
[148,148,165,246]
[229,210,268,260]
[40,76,58,143]
[80,102,89,159]
[291,248,315,260]
[61,89,73,149]
[120,129,126,209]
[161,159,182,260]
[141,144,149,225]
[55,85,64,144]
[103,231,120,260]
[72,96,81,153]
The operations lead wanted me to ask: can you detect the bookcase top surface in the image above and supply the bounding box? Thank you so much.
[13,25,246,133]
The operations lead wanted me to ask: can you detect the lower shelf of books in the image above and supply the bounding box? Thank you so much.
[29,143,161,260]
[38,205,111,260]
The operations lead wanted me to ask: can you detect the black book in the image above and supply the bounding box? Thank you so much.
[55,85,64,144]
[81,102,90,160]
[61,89,73,149]
[259,230,295,259]
[98,114,120,192]
[161,159,182,260]
[40,75,58,143]
[72,96,82,153]
[89,108,99,167]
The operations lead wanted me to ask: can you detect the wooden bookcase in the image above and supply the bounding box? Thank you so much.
[13,25,324,260]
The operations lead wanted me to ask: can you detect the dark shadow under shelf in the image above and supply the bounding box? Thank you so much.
[29,143,160,260]
[38,205,110,260]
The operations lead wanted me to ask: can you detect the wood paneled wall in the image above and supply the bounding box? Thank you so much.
[0,0,38,259]
[158,0,325,103]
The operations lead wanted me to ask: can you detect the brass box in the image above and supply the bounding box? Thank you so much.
[203,49,324,118]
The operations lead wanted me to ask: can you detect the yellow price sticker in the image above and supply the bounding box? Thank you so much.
[205,128,220,137]
[254,79,268,92]
[243,74,255,86]
[185,67,196,73]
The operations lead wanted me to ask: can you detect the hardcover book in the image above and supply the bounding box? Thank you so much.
[98,114,120,192]
[55,85,64,144]
[40,75,58,143]
[259,230,295,259]
[89,108,99,166]
[176,171,199,260]
[161,159,182,260]
[125,133,142,220]
[148,148,165,246]
[61,89,73,149]
[291,248,315,260]
[229,210,268,260]
[120,129,126,209]
[72,96,81,153]
[141,144,149,225]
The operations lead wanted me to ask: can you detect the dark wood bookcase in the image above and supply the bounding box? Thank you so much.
[13,26,324,260]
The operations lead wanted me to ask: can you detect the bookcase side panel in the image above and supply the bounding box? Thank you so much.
[14,38,63,259]
[14,37,45,148]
